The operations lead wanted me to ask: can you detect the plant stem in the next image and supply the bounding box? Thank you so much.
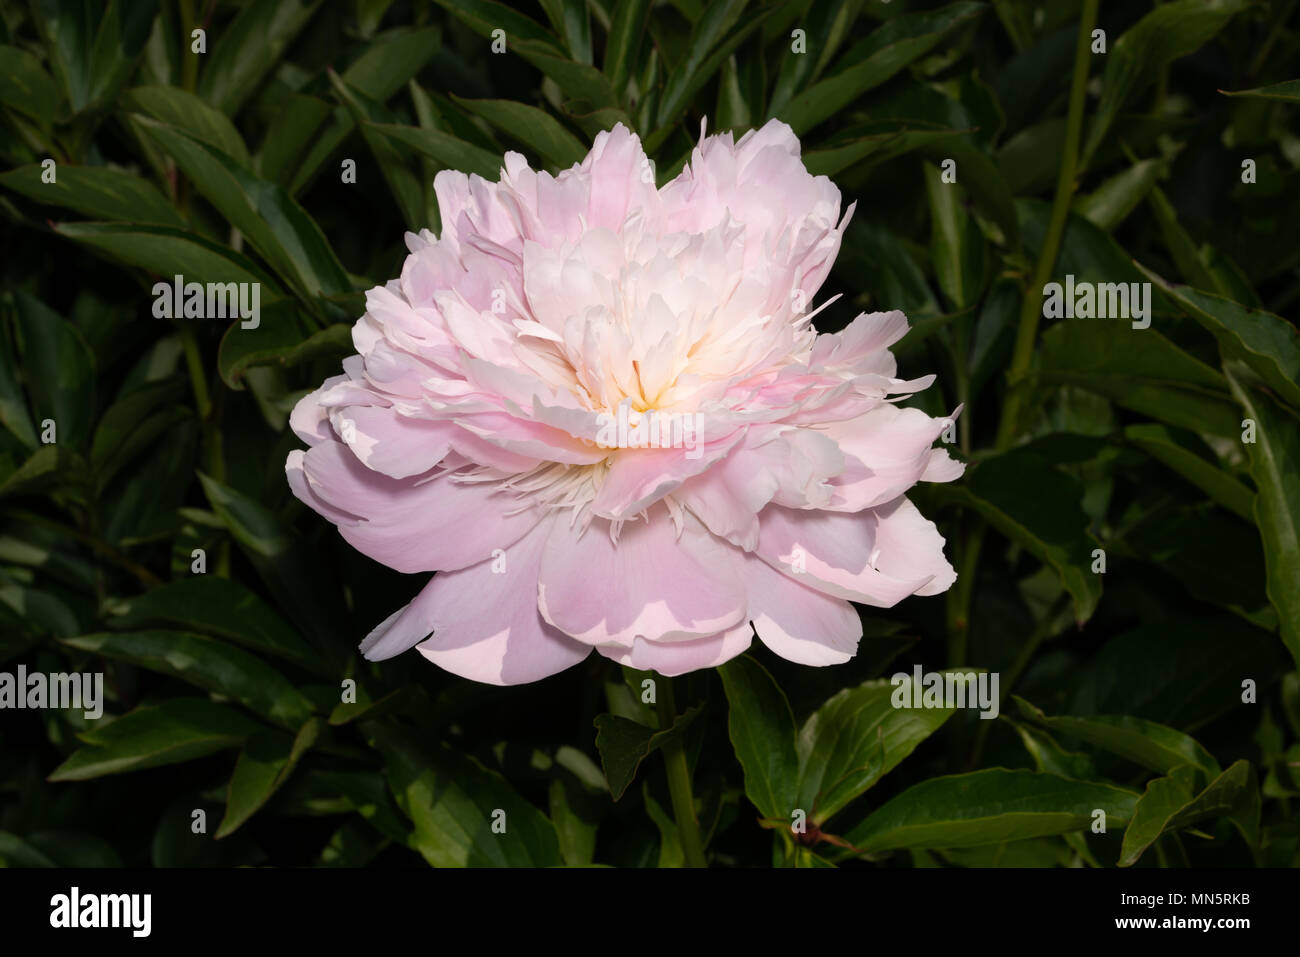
[996,0,1099,451]
[945,520,985,667]
[949,1,1099,667]
[179,324,210,419]
[655,677,707,868]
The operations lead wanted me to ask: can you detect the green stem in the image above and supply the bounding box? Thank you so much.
[949,0,1099,670]
[655,677,707,868]
[995,0,1100,451]
[179,324,210,420]
[179,0,199,93]
[945,521,985,668]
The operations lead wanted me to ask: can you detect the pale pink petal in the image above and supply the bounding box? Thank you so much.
[869,496,957,596]
[596,623,752,676]
[412,517,591,683]
[754,505,933,607]
[294,441,541,573]
[743,555,862,665]
[538,511,747,646]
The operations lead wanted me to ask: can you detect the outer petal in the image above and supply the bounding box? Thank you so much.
[595,623,752,676]
[290,440,541,573]
[754,505,933,607]
[744,555,862,666]
[869,496,957,596]
[822,404,957,511]
[329,406,456,479]
[412,516,592,684]
[538,510,747,646]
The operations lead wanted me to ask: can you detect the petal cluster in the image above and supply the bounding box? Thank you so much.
[287,119,964,683]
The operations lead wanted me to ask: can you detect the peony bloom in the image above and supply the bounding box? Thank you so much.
[286,119,963,684]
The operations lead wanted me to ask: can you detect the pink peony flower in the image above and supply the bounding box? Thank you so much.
[286,119,964,684]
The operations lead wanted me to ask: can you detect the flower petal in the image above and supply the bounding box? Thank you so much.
[744,554,862,665]
[538,510,747,646]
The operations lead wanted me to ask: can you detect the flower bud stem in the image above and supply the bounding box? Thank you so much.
[655,677,707,868]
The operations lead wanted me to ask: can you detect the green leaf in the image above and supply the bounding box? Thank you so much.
[0,45,60,123]
[604,0,652,94]
[368,122,503,180]
[1038,320,1240,438]
[277,26,443,196]
[367,722,563,867]
[778,2,987,136]
[429,0,563,54]
[1122,423,1254,521]
[1142,266,1300,410]
[197,0,322,115]
[337,25,443,102]
[803,123,968,178]
[768,0,865,117]
[0,831,58,867]
[593,705,700,800]
[924,160,987,311]
[921,447,1102,623]
[1221,79,1300,103]
[921,138,1020,251]
[197,472,345,653]
[217,718,322,838]
[513,38,620,110]
[1007,722,1097,780]
[107,575,320,674]
[255,94,333,189]
[10,290,95,450]
[539,0,592,64]
[1118,760,1259,867]
[61,630,316,729]
[327,73,426,230]
[90,379,187,491]
[29,0,94,112]
[1069,615,1285,729]
[451,96,587,169]
[136,119,349,298]
[123,85,252,167]
[718,655,799,822]
[85,0,158,110]
[548,775,600,867]
[218,311,351,391]
[1082,0,1249,167]
[1013,697,1221,783]
[272,769,411,843]
[1226,369,1300,670]
[0,445,79,499]
[655,0,752,129]
[843,769,1139,852]
[643,781,684,867]
[1074,158,1162,232]
[52,222,280,290]
[797,676,958,825]
[48,698,262,781]
[1145,186,1218,293]
[0,163,182,226]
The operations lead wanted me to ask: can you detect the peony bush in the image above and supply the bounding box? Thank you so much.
[0,0,1294,873]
